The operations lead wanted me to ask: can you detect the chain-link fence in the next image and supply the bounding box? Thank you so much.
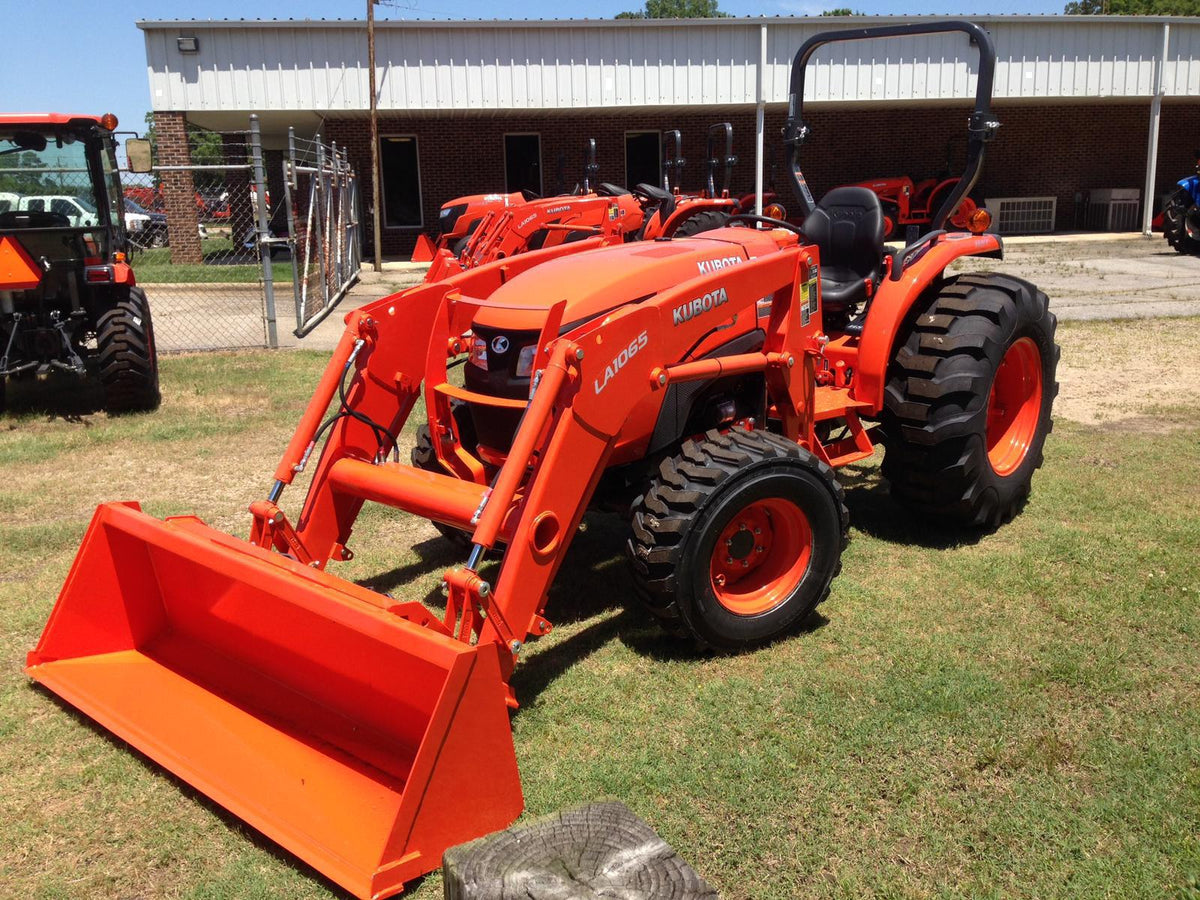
[123,118,289,351]
[286,130,361,337]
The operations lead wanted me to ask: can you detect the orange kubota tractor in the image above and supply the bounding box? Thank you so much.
[638,122,742,240]
[414,138,606,263]
[28,22,1057,900]
[422,139,647,281]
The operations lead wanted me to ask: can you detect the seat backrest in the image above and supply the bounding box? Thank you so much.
[802,186,885,284]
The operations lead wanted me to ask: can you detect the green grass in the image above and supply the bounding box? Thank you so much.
[1,326,1198,899]
[131,236,293,284]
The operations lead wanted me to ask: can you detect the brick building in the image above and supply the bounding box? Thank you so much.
[139,15,1200,257]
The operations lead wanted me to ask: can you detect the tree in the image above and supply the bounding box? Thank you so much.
[821,8,864,14]
[1064,0,1200,13]
[617,0,728,19]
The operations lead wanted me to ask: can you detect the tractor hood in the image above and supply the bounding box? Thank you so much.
[471,228,790,333]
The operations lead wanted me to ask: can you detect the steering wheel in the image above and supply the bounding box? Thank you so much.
[726,213,805,237]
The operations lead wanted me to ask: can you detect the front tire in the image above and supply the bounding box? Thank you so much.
[97,287,161,414]
[671,209,730,238]
[412,423,474,548]
[1163,188,1200,255]
[628,428,848,650]
[881,273,1058,529]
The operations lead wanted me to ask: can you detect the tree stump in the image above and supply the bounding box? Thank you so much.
[443,801,718,899]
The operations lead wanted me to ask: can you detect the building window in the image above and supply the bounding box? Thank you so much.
[380,135,423,228]
[625,131,661,192]
[504,134,542,197]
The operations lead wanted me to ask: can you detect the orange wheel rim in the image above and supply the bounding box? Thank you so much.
[709,498,812,616]
[986,336,1043,476]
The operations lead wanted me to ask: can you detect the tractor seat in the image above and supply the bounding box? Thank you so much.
[634,183,677,220]
[802,187,886,313]
[596,182,631,197]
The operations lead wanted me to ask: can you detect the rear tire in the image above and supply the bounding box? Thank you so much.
[97,287,161,414]
[881,273,1059,529]
[671,209,730,238]
[1163,189,1200,255]
[627,428,848,650]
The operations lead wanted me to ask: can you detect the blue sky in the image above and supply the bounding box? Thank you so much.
[4,0,1065,140]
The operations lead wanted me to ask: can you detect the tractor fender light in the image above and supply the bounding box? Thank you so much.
[84,265,114,284]
[967,208,992,234]
[764,202,788,220]
[100,113,119,131]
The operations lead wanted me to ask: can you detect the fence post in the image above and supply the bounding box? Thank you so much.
[284,127,303,330]
[249,115,278,348]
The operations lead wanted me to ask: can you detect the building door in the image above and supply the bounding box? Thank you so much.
[625,131,661,191]
[379,135,423,228]
[505,134,542,197]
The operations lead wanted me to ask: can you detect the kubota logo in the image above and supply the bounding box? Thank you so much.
[594,331,649,394]
[672,287,729,326]
[696,255,742,275]
[545,205,572,215]
[491,335,510,354]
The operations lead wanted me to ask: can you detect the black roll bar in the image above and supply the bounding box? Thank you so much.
[582,138,599,194]
[782,21,1000,228]
[663,130,685,193]
[705,123,737,198]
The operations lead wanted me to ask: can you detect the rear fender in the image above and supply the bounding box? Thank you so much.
[1177,174,1200,205]
[853,232,1003,412]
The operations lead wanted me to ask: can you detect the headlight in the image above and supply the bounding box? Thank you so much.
[439,203,467,236]
[514,344,537,377]
[468,335,488,369]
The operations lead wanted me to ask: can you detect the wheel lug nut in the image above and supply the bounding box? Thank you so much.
[754,527,761,535]
[755,546,763,553]
[726,557,734,564]
[742,560,749,567]
[715,574,726,586]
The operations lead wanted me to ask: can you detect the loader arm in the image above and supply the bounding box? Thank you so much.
[273,235,819,675]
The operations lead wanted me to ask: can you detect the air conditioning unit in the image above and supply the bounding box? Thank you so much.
[984,196,1057,235]
[1085,188,1141,232]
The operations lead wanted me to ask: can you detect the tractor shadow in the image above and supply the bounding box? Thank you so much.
[836,460,989,549]
[2,366,107,420]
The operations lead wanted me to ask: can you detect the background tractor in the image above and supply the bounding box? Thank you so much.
[0,113,159,414]
[27,21,1057,900]
[1163,150,1200,255]
[638,122,742,239]
[840,137,988,240]
[416,137,607,263]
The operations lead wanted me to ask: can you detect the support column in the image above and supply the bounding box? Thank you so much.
[755,23,768,217]
[1143,23,1171,236]
[154,111,203,264]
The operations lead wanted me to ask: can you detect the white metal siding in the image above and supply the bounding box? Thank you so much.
[141,17,1200,114]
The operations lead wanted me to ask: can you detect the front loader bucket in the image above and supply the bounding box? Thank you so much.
[26,502,523,900]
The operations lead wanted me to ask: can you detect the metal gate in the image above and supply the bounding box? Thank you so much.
[284,128,361,337]
[124,116,281,351]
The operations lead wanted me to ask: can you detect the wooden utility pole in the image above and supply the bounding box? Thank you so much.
[367,0,383,271]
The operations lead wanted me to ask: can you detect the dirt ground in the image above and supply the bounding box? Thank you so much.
[1054,316,1200,425]
[952,235,1200,321]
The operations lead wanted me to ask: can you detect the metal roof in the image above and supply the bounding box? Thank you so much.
[140,16,1199,116]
